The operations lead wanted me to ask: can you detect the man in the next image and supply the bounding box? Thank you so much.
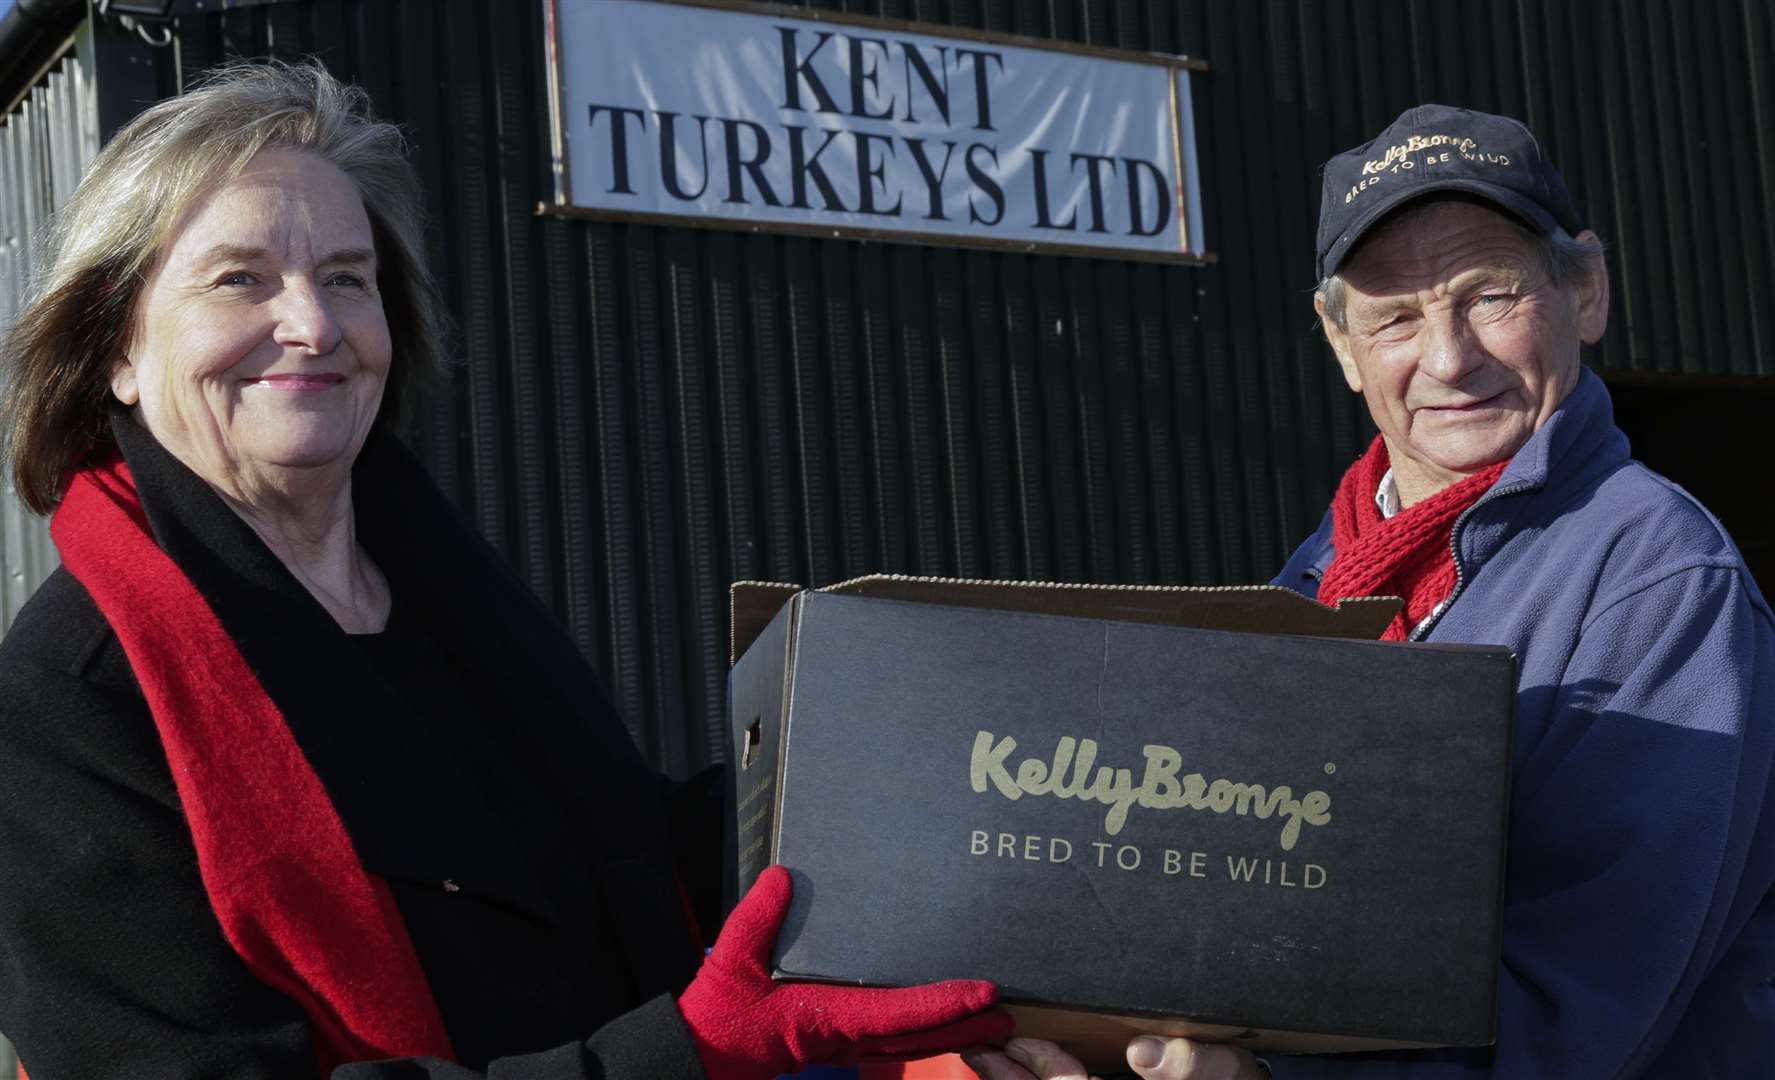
[969,106,1775,1080]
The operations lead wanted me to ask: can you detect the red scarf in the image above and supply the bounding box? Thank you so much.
[1317,437,1509,642]
[50,453,454,1073]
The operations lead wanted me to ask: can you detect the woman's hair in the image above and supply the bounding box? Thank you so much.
[0,59,445,514]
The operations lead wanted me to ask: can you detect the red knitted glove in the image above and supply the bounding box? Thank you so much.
[677,866,1012,1080]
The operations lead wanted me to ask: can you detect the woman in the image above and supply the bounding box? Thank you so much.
[0,61,1008,1079]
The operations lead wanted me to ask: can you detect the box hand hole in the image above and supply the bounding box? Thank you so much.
[741,718,761,768]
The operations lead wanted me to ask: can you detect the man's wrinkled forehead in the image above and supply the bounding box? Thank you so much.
[1339,199,1544,301]
[1343,197,1539,274]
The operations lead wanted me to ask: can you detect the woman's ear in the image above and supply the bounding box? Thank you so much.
[110,356,140,406]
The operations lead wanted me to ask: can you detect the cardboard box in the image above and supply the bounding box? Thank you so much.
[729,576,1514,1067]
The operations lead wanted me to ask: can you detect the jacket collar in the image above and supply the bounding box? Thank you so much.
[1302,517,1338,584]
[1495,366,1628,499]
[1299,367,1628,584]
[107,410,665,929]
[1457,367,1629,567]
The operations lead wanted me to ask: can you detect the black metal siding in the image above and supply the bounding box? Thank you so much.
[153,0,1774,776]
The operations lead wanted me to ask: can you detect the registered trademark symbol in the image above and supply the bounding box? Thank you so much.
[1324,762,1337,775]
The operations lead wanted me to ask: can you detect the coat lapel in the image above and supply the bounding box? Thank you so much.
[351,433,704,991]
[112,412,554,927]
[351,435,676,868]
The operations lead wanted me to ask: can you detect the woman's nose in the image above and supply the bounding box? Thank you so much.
[271,282,343,356]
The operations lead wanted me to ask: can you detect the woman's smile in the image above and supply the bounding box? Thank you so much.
[243,372,349,391]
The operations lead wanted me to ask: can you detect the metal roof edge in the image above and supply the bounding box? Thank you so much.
[0,0,86,118]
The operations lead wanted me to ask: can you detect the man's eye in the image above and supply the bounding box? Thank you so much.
[1470,293,1521,322]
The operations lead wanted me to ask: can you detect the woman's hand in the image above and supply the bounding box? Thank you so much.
[963,1035,1267,1080]
[676,865,1012,1080]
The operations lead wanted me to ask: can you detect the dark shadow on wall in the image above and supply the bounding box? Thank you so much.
[1604,372,1775,599]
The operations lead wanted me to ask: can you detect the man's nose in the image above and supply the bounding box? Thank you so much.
[271,281,343,356]
[1419,309,1483,383]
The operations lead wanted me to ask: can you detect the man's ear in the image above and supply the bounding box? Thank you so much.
[1571,230,1610,345]
[1315,291,1363,393]
[109,356,140,406]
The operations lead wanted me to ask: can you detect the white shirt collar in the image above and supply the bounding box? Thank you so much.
[1375,468,1402,519]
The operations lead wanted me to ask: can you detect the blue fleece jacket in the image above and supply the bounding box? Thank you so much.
[1269,369,1775,1079]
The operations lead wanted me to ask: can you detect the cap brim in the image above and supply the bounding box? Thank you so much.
[1318,179,1563,280]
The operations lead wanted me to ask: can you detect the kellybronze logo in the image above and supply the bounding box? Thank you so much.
[1361,133,1480,175]
[1341,133,1514,205]
[969,730,1332,851]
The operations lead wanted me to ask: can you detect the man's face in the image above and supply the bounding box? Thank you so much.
[1317,199,1609,499]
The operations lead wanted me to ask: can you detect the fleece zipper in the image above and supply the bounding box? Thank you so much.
[1409,479,1536,642]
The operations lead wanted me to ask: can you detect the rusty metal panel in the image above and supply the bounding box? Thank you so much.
[0,35,98,634]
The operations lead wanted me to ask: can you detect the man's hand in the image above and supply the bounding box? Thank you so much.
[962,1036,1266,1080]
[963,1038,1096,1080]
[1121,1036,1267,1079]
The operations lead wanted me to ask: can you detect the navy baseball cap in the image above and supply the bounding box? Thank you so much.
[1315,104,1585,281]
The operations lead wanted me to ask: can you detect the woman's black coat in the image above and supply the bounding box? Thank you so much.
[0,415,724,1079]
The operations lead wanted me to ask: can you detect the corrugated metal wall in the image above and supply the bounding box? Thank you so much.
[13,0,1775,777]
[0,34,100,1077]
[0,34,97,632]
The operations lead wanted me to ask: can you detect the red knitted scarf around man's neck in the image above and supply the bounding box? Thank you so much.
[1316,436,1509,642]
[50,453,455,1073]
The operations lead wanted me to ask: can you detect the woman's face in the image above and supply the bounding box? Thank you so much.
[112,148,391,499]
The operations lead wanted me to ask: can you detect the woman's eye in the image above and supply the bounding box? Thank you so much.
[325,272,368,289]
[216,270,258,287]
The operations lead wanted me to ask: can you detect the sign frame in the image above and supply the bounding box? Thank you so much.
[540,0,1215,265]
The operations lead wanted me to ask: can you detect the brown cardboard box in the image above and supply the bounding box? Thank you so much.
[729,575,1513,1069]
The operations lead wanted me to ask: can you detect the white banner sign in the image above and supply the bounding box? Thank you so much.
[546,0,1207,260]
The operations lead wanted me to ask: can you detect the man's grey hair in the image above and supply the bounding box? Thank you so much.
[1316,216,1606,332]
